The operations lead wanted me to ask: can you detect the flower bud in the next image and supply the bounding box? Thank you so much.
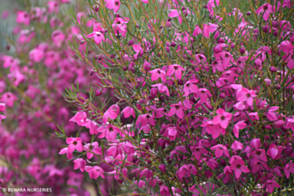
[246,11,251,15]
[89,70,95,76]
[270,66,277,72]
[166,47,170,53]
[275,84,281,89]
[110,54,115,58]
[272,21,278,27]
[171,42,176,47]
[217,38,224,43]
[239,47,245,54]
[95,89,102,96]
[6,45,10,50]
[262,25,268,33]
[123,66,128,71]
[231,43,235,48]
[159,164,166,173]
[143,61,151,71]
[128,40,135,46]
[203,5,208,8]
[93,5,99,12]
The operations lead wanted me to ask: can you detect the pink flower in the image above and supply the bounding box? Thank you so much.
[140,168,153,178]
[87,31,105,45]
[266,106,279,121]
[251,149,268,164]
[212,109,232,129]
[256,4,273,21]
[1,10,9,19]
[231,141,243,151]
[0,115,6,124]
[166,64,185,80]
[0,103,6,112]
[262,180,280,193]
[190,145,208,160]
[66,137,83,154]
[52,30,65,48]
[149,69,166,82]
[103,104,120,124]
[136,114,155,127]
[160,186,170,196]
[168,10,182,24]
[48,1,59,14]
[83,142,101,159]
[121,106,136,118]
[162,126,178,141]
[236,88,256,106]
[73,158,86,172]
[285,118,294,131]
[202,23,218,38]
[97,124,121,141]
[16,11,30,25]
[233,121,246,138]
[193,25,202,36]
[151,84,170,96]
[279,41,294,54]
[69,111,88,126]
[29,48,44,62]
[105,0,121,13]
[85,166,105,179]
[230,157,249,178]
[211,144,230,158]
[284,163,294,178]
[167,103,187,118]
[198,88,212,103]
[0,92,17,107]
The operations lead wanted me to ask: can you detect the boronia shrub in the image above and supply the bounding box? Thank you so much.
[60,0,294,195]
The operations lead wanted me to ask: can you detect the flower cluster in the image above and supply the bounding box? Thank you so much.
[60,0,294,195]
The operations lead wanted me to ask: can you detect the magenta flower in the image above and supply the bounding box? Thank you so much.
[121,106,136,118]
[162,126,178,141]
[167,103,187,118]
[166,64,185,80]
[202,23,218,38]
[256,4,273,21]
[279,41,294,54]
[190,145,208,160]
[73,158,86,172]
[236,88,257,106]
[140,168,153,179]
[212,109,232,129]
[198,88,212,103]
[136,114,155,127]
[285,118,294,131]
[262,180,281,193]
[48,1,59,14]
[183,80,198,96]
[211,144,230,158]
[103,104,120,124]
[29,48,44,63]
[87,31,105,45]
[231,141,243,151]
[233,121,246,138]
[0,103,6,112]
[85,166,105,179]
[0,92,17,107]
[51,30,65,48]
[83,142,101,159]
[97,124,121,141]
[16,11,30,25]
[69,111,88,126]
[168,10,182,24]
[159,186,170,196]
[266,106,279,121]
[251,149,268,164]
[0,115,6,124]
[105,0,121,13]
[66,137,83,154]
[149,69,166,82]
[284,163,294,178]
[229,156,249,178]
[151,84,170,96]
